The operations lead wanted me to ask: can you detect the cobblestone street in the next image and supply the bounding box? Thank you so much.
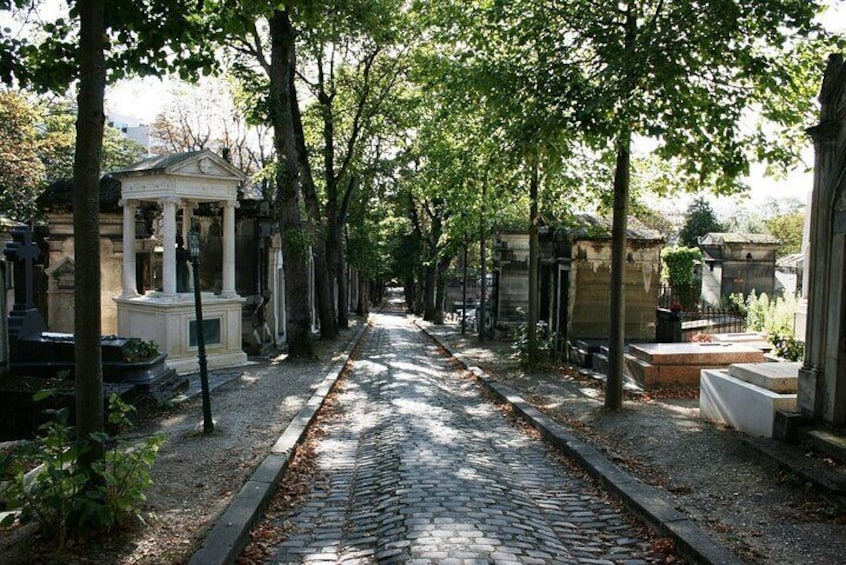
[258,310,656,564]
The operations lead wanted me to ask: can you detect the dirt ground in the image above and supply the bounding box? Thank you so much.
[3,309,846,564]
[420,319,846,564]
[0,319,364,565]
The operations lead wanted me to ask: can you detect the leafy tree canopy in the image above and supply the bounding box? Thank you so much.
[678,196,725,247]
[0,90,144,220]
[0,89,45,220]
[765,211,804,256]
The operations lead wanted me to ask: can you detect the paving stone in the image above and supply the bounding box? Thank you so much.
[252,311,654,563]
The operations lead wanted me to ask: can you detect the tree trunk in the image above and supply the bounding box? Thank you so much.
[605,130,631,410]
[336,242,349,328]
[270,9,313,359]
[403,275,414,312]
[478,176,488,341]
[422,262,437,321]
[290,72,337,339]
[433,255,452,324]
[357,276,367,315]
[527,158,540,366]
[74,0,106,471]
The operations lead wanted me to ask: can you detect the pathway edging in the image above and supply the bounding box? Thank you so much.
[188,321,369,565]
[419,321,742,565]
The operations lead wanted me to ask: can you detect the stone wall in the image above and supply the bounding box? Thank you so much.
[492,231,662,341]
[494,233,531,323]
[43,213,124,335]
[569,239,661,341]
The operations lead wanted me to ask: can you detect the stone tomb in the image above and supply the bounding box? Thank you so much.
[112,151,248,374]
[618,342,765,389]
[700,362,799,437]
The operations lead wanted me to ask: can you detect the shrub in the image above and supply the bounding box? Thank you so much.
[738,290,800,336]
[0,392,164,547]
[770,332,805,362]
[511,308,556,369]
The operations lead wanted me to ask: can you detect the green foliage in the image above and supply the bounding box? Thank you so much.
[121,339,160,363]
[678,197,724,247]
[765,211,804,257]
[0,393,164,546]
[738,290,800,336]
[0,91,145,220]
[37,99,145,183]
[511,308,555,370]
[661,246,702,309]
[661,246,702,287]
[0,90,45,220]
[770,332,805,362]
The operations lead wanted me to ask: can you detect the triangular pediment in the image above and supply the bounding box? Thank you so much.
[112,150,245,203]
[113,149,245,182]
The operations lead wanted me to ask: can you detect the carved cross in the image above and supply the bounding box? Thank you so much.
[3,225,40,309]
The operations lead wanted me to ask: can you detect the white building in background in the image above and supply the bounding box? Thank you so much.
[107,112,152,153]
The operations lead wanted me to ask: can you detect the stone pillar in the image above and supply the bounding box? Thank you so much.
[794,190,812,338]
[161,197,179,297]
[221,199,238,297]
[182,201,193,243]
[798,119,841,421]
[120,199,139,297]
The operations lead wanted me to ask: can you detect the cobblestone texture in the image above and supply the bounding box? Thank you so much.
[264,312,654,564]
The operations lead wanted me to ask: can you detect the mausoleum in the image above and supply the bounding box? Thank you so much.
[112,150,248,373]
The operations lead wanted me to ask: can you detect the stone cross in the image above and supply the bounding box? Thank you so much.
[3,225,40,309]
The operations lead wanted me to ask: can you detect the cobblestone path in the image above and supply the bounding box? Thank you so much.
[262,311,654,564]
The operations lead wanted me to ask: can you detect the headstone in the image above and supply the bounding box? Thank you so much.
[3,226,47,358]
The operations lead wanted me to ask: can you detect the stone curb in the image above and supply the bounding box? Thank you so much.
[188,321,369,565]
[418,323,742,565]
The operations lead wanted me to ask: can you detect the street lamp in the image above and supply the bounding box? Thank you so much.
[188,229,214,434]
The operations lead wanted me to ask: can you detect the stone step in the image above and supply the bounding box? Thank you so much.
[800,428,846,466]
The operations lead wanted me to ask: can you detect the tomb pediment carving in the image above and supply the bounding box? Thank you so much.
[45,257,75,290]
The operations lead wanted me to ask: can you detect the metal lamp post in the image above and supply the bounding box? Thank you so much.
[187,229,214,434]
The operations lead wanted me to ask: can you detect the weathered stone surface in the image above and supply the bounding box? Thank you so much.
[700,369,797,437]
[727,362,800,393]
[629,342,764,366]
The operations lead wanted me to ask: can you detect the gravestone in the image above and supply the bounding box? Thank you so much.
[3,226,48,357]
[2,224,185,403]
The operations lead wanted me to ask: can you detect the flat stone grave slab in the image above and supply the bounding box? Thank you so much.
[629,342,765,366]
[710,332,772,351]
[727,362,800,393]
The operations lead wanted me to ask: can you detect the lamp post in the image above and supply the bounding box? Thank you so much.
[188,229,214,434]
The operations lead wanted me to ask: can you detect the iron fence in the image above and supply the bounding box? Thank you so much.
[679,306,747,341]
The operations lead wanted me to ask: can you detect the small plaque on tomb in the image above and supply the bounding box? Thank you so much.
[189,318,221,347]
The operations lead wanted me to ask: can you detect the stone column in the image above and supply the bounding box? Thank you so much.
[221,199,238,297]
[120,199,138,297]
[182,201,193,243]
[182,201,195,292]
[161,197,179,296]
[798,120,840,420]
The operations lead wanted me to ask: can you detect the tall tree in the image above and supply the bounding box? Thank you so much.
[5,0,215,481]
[73,0,108,473]
[541,0,830,409]
[679,196,725,247]
[0,90,45,220]
[295,1,409,333]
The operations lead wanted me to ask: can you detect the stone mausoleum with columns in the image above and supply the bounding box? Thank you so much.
[112,150,248,373]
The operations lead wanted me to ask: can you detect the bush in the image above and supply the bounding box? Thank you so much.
[737,290,800,336]
[0,392,164,547]
[511,308,556,369]
[770,332,805,362]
